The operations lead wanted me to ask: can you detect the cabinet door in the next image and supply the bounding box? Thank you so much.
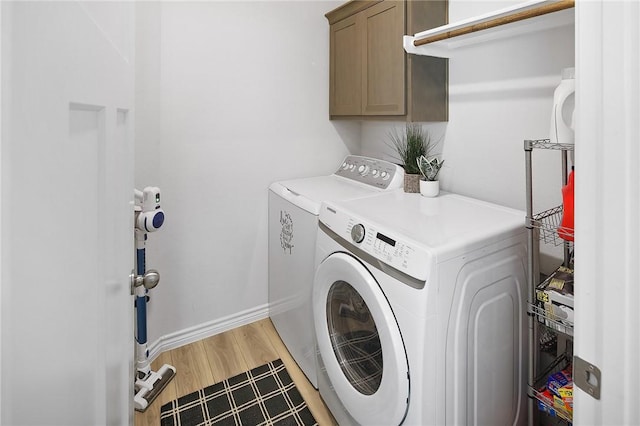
[330,14,362,116]
[362,0,405,116]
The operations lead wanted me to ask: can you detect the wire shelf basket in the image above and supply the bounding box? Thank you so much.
[526,139,575,151]
[532,388,573,422]
[530,352,573,423]
[532,384,573,422]
[529,303,574,336]
[531,205,574,247]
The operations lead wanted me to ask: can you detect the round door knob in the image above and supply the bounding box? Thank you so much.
[131,269,161,290]
[351,224,365,243]
[142,269,160,289]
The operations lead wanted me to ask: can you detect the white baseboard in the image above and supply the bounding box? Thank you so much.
[146,303,270,362]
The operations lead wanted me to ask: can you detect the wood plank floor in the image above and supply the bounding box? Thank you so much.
[134,318,336,426]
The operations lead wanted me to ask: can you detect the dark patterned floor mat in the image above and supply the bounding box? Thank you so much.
[160,359,317,426]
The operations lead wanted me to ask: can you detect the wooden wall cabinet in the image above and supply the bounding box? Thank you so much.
[326,0,448,121]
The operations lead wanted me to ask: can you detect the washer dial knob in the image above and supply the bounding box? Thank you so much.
[351,223,366,243]
[358,165,370,176]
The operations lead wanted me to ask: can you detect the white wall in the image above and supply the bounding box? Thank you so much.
[135,1,359,347]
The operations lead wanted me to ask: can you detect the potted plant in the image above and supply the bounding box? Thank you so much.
[388,124,430,193]
[417,154,444,197]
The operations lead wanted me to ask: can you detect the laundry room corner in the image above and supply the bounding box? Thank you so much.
[360,10,574,213]
[359,0,574,274]
[133,1,357,354]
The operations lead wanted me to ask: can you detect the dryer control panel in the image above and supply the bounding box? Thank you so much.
[334,155,404,190]
[320,202,433,282]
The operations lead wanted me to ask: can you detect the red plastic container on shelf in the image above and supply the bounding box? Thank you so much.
[558,168,575,241]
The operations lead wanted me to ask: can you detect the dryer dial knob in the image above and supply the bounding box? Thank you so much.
[351,224,365,243]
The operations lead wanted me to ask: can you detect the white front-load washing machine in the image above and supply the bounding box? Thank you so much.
[268,156,403,388]
[313,191,528,425]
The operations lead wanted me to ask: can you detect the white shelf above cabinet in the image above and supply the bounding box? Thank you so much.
[403,0,574,58]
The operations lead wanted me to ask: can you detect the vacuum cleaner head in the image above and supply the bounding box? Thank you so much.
[134,363,176,412]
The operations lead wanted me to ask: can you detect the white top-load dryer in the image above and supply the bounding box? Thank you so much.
[268,156,403,388]
[313,191,528,425]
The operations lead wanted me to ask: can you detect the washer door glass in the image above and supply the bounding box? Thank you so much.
[327,281,382,396]
[313,252,409,426]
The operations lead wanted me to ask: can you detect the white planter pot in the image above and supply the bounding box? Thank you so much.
[419,180,439,197]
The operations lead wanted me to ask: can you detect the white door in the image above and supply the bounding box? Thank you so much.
[574,1,640,424]
[313,252,409,425]
[1,2,135,425]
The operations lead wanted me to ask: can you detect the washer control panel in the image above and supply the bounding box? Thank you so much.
[334,155,404,190]
[321,203,432,281]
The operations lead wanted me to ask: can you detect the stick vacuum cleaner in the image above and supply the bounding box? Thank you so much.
[132,187,176,412]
